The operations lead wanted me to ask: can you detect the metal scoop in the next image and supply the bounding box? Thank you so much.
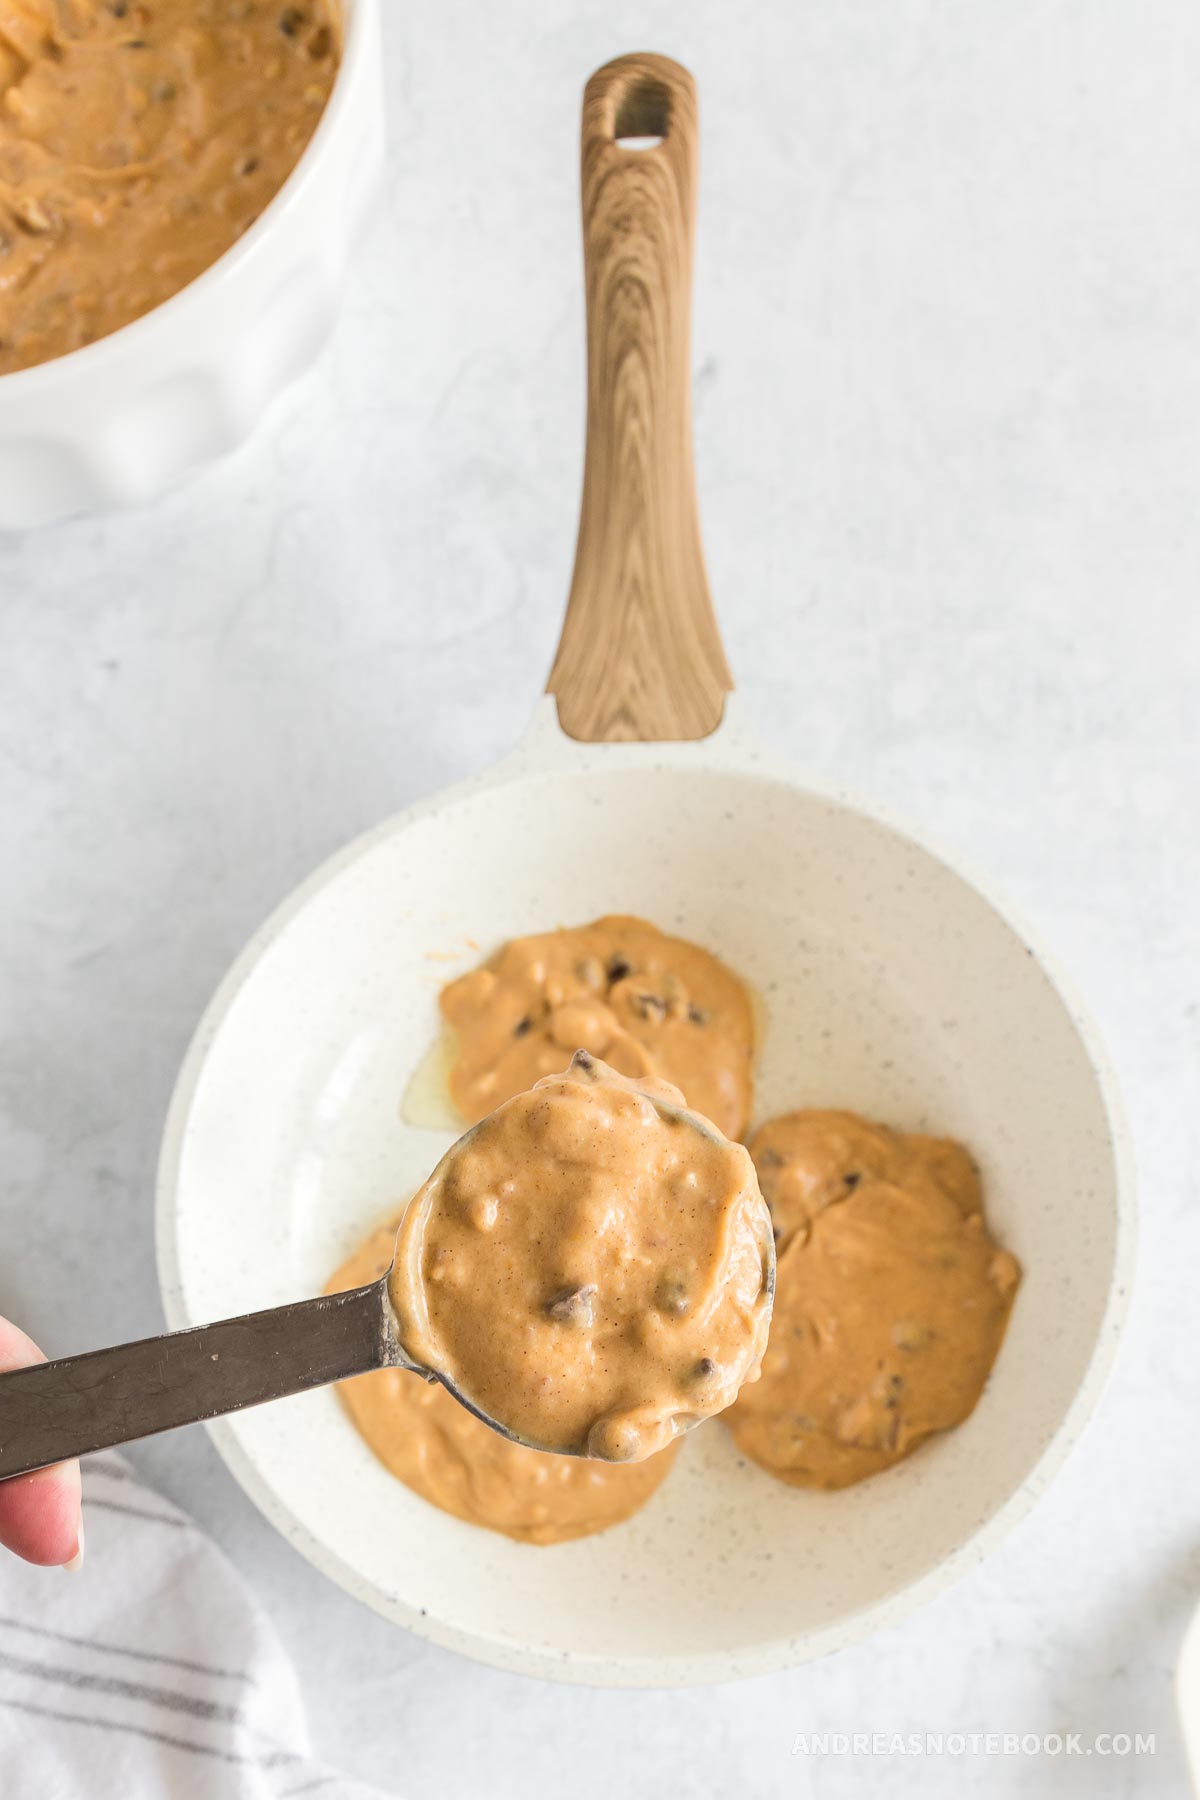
[0,1057,774,1480]
[0,1252,519,1483]
[1,1098,577,1477]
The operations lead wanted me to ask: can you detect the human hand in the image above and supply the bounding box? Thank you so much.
[0,1317,83,1567]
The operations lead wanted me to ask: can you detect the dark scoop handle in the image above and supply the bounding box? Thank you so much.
[0,1278,406,1480]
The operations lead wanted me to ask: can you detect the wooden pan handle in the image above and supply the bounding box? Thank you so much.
[547,53,732,743]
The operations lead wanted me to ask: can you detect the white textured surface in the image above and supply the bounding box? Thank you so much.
[0,0,1195,1793]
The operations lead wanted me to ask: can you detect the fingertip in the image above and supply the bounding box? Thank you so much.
[0,1459,83,1567]
[0,1317,85,1568]
[0,1316,47,1371]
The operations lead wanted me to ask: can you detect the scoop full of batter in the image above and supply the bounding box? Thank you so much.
[329,1221,679,1544]
[388,1053,775,1463]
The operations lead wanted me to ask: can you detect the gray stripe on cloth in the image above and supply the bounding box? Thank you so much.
[84,1495,191,1530]
[0,1615,252,1687]
[0,1645,294,1747]
[0,1693,293,1768]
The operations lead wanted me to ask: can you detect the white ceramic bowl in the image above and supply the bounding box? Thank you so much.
[156,701,1135,1686]
[0,0,383,531]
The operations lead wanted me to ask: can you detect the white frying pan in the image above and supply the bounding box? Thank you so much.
[156,54,1134,1687]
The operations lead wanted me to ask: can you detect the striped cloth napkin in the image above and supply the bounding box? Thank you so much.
[0,1453,386,1799]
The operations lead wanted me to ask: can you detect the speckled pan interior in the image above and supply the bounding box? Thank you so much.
[156,700,1133,1686]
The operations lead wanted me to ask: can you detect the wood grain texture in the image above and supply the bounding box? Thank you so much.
[547,53,732,743]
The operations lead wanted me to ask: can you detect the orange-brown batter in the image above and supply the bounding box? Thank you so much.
[0,0,339,374]
[726,1110,1020,1489]
[389,1054,774,1463]
[329,1221,678,1545]
[439,916,755,1140]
